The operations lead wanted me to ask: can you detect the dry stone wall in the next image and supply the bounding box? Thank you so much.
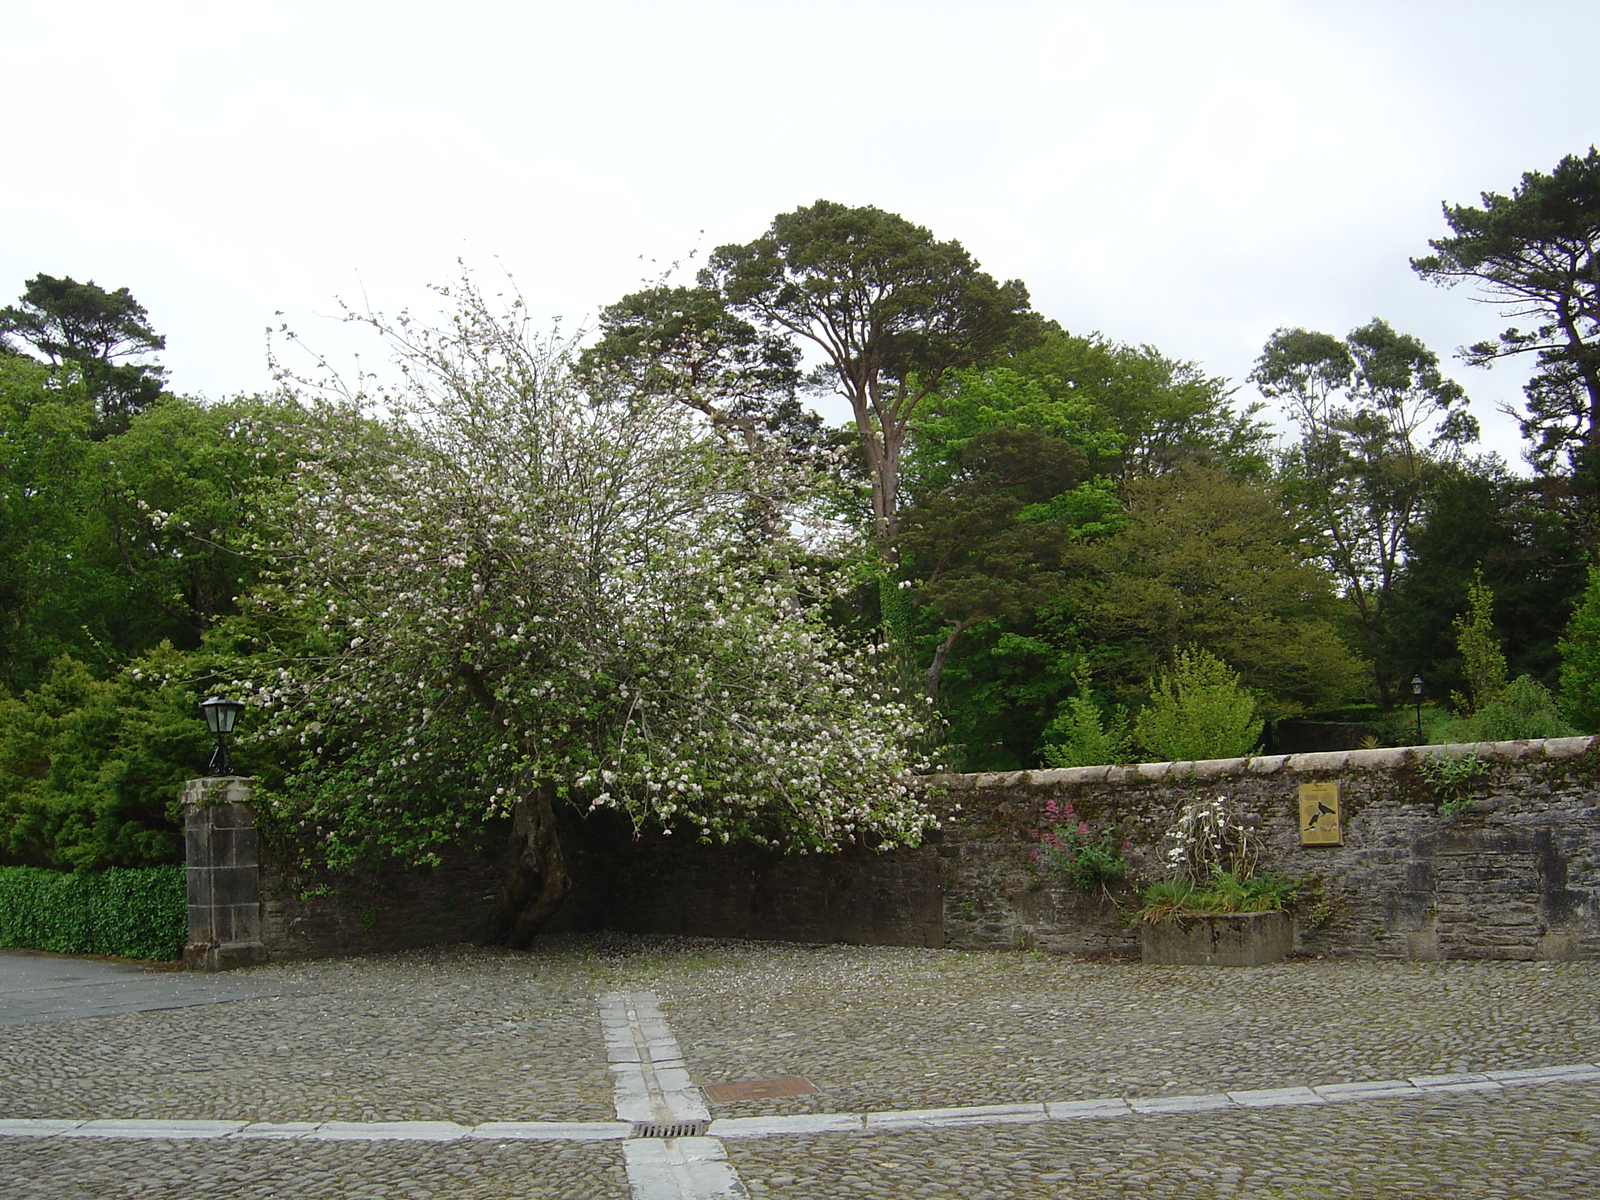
[928,736,1600,961]
[187,737,1600,967]
[553,736,1600,962]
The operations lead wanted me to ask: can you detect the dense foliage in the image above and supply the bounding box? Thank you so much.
[6,157,1600,937]
[0,864,185,958]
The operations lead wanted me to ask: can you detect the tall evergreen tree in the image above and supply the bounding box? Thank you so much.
[0,275,167,437]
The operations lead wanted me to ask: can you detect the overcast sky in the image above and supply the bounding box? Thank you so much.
[6,0,1598,464]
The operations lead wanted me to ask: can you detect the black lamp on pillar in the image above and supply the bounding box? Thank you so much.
[1411,674,1425,745]
[199,696,246,776]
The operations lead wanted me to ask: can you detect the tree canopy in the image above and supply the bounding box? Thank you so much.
[0,275,168,436]
[1412,148,1600,534]
[704,200,1036,559]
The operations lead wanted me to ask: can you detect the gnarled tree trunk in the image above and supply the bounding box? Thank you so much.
[490,781,571,949]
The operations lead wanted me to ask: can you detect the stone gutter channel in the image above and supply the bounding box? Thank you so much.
[3,990,1598,1200]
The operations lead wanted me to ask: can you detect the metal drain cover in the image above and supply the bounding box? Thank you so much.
[702,1077,818,1103]
[630,1120,710,1139]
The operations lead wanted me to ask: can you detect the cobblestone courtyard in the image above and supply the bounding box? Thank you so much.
[2,937,1597,1198]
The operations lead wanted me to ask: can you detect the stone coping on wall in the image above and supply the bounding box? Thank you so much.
[926,735,1597,792]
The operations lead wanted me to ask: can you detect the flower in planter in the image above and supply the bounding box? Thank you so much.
[1141,796,1296,922]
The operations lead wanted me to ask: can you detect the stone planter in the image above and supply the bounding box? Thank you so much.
[1140,910,1295,966]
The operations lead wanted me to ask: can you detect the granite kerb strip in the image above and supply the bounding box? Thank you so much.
[0,1117,636,1141]
[5,1061,1595,1144]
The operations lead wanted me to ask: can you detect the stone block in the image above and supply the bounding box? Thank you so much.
[1140,911,1295,966]
[183,777,265,972]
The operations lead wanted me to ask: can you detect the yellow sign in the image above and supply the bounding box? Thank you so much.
[1299,781,1341,845]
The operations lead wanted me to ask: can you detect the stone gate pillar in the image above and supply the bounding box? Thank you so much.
[181,776,268,971]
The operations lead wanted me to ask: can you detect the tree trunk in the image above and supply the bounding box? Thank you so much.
[490,781,572,949]
[924,619,974,702]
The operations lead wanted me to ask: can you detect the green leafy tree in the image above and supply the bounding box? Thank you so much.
[0,275,167,437]
[897,426,1087,700]
[248,276,932,946]
[1004,326,1271,480]
[1132,647,1262,763]
[889,326,1270,768]
[1450,572,1508,714]
[1040,668,1129,768]
[0,383,301,691]
[76,396,303,646]
[705,200,1036,561]
[0,357,95,688]
[1075,465,1367,717]
[1412,149,1600,535]
[1251,319,1477,702]
[1559,564,1600,731]
[1383,459,1581,702]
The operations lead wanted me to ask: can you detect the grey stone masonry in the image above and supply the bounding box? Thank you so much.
[555,735,1600,961]
[928,735,1600,961]
[182,776,267,972]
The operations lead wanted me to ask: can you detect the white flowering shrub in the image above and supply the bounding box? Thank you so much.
[1159,795,1258,885]
[240,277,932,901]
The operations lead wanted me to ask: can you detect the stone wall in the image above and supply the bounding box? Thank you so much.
[547,810,945,947]
[183,776,507,968]
[554,736,1600,962]
[925,737,1600,961]
[186,736,1600,967]
[257,846,505,962]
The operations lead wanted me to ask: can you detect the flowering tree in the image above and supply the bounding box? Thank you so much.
[247,278,931,945]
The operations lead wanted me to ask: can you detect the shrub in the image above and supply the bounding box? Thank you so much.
[0,864,186,959]
[0,649,215,870]
[1041,670,1128,768]
[1430,675,1576,744]
[1417,752,1491,817]
[1132,648,1261,763]
[1031,798,1126,891]
[1559,564,1600,733]
[1450,572,1508,714]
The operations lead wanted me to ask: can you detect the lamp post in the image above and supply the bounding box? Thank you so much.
[199,696,246,776]
[1411,674,1425,745]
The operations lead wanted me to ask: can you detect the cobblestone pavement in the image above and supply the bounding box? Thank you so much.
[724,1085,1600,1198]
[2,935,1597,1197]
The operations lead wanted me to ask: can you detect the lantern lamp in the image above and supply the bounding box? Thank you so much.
[199,696,246,776]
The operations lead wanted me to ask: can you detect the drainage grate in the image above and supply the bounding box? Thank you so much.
[630,1120,710,1140]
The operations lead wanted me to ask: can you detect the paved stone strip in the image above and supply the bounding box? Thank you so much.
[710,1061,1600,1137]
[4,1060,1595,1146]
[599,991,744,1200]
[598,991,709,1126]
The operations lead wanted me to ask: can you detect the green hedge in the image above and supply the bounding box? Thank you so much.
[0,864,186,960]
